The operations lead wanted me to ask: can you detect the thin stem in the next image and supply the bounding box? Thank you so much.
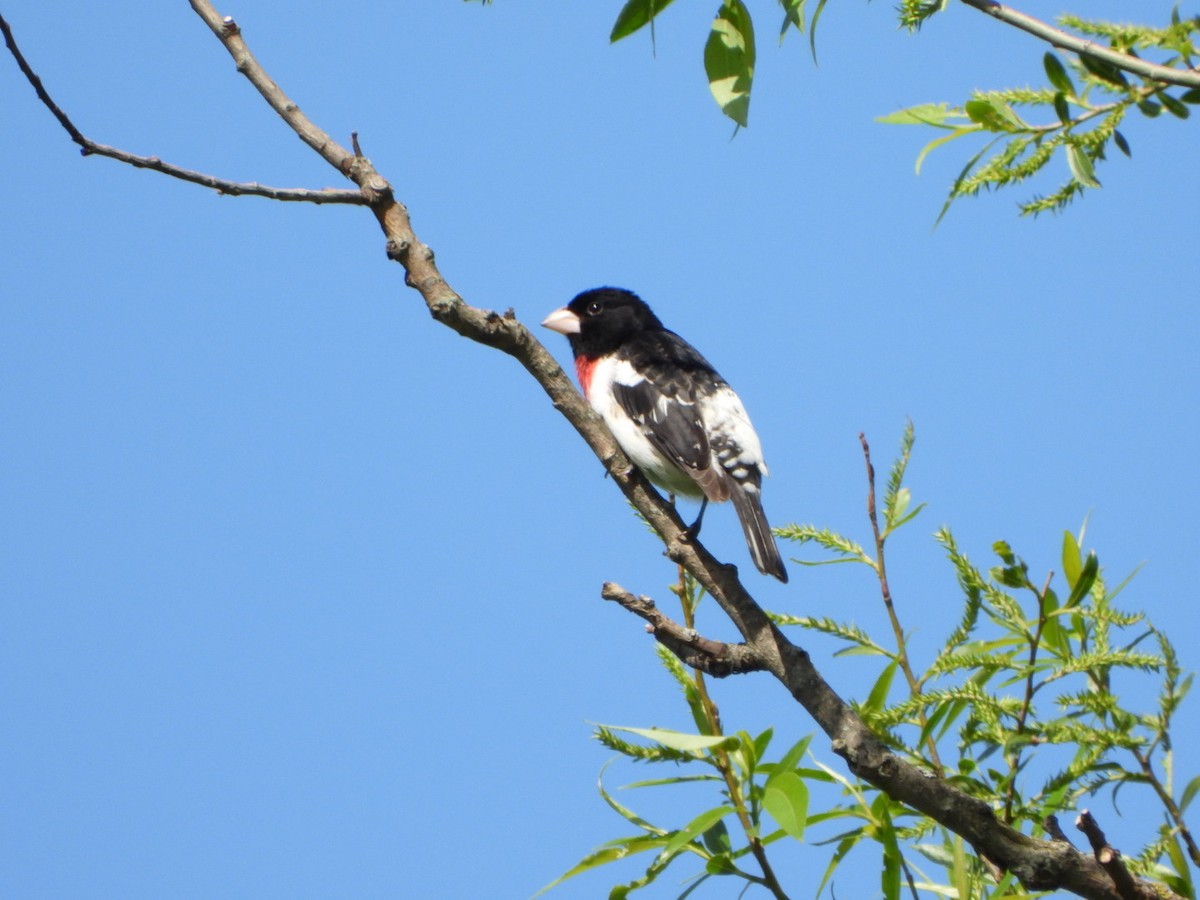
[1129,747,1200,866]
[675,567,789,900]
[958,0,1200,89]
[0,13,366,205]
[1005,572,1052,823]
[860,434,943,773]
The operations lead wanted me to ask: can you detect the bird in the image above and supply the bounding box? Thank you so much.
[542,287,788,582]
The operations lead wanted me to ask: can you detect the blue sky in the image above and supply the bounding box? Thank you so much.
[2,1,1197,897]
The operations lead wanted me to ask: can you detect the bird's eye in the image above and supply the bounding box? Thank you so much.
[586,300,603,316]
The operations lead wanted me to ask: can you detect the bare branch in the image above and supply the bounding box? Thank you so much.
[601,583,767,677]
[0,13,366,204]
[959,0,1200,89]
[1076,811,1142,900]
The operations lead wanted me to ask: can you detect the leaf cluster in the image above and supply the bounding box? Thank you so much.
[543,580,820,897]
[602,1,1198,218]
[550,426,1199,899]
[881,9,1199,218]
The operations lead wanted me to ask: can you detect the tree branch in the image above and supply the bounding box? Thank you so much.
[3,6,1186,899]
[958,0,1200,89]
[601,583,767,677]
[1076,811,1142,900]
[0,13,367,204]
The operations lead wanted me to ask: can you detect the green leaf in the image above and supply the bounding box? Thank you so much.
[1165,830,1191,894]
[778,0,805,42]
[1113,130,1132,157]
[701,816,732,855]
[535,835,667,895]
[817,834,862,898]
[705,853,739,875]
[1180,774,1200,814]
[992,564,1029,589]
[880,835,902,899]
[775,734,813,775]
[913,125,979,176]
[876,102,959,126]
[1079,53,1128,88]
[964,97,1025,132]
[610,0,677,42]
[655,645,712,735]
[753,727,774,764]
[1053,91,1071,125]
[1066,551,1099,607]
[1180,87,1200,104]
[1138,100,1163,118]
[1161,93,1191,119]
[1062,530,1083,588]
[598,766,667,835]
[621,774,722,790]
[808,0,828,63]
[605,725,740,753]
[936,136,999,226]
[1043,52,1076,95]
[1066,144,1101,188]
[863,659,899,714]
[705,0,756,127]
[763,771,809,840]
[661,805,735,858]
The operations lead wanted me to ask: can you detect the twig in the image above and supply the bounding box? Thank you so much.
[0,13,367,205]
[601,583,765,677]
[1129,746,1200,866]
[665,567,790,899]
[1044,815,1074,845]
[958,0,1200,89]
[859,433,942,773]
[1076,810,1141,900]
[1005,570,1053,823]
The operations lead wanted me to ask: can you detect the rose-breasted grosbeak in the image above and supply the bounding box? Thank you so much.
[542,287,787,582]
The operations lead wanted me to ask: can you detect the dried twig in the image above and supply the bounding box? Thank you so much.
[1076,810,1142,900]
[0,12,366,204]
[601,583,766,677]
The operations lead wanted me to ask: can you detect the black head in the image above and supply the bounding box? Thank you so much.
[542,287,664,357]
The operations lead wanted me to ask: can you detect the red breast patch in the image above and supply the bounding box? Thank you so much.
[575,356,597,400]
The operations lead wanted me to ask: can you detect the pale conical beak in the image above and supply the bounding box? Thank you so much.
[541,307,581,335]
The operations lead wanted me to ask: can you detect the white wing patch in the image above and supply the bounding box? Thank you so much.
[700,386,768,477]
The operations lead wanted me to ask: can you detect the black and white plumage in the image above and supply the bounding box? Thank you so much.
[542,287,788,583]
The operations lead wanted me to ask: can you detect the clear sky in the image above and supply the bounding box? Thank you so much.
[2,1,1197,898]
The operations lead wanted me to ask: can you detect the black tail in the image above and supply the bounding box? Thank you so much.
[729,486,788,583]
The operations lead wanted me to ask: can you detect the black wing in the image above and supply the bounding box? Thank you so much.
[611,330,729,501]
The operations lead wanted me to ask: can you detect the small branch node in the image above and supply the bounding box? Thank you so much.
[351,131,363,158]
[221,16,240,36]
[385,238,410,261]
[1043,815,1073,845]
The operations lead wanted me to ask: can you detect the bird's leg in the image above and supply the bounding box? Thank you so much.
[685,497,709,540]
